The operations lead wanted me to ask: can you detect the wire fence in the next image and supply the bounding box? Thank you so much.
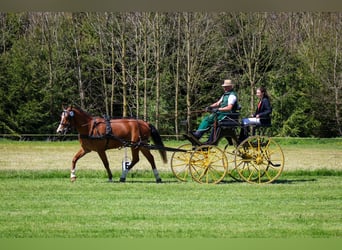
[1,133,341,142]
[0,133,183,141]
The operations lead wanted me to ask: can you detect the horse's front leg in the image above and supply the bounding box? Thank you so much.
[71,148,89,182]
[97,150,113,182]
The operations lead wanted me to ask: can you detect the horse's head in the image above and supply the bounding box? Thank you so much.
[56,107,75,134]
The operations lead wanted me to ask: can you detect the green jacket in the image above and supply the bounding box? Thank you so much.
[219,90,238,117]
[197,90,239,130]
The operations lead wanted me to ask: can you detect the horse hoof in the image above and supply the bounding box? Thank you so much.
[156,178,162,183]
[119,178,126,183]
[108,179,113,183]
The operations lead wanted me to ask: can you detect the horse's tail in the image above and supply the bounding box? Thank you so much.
[149,124,167,163]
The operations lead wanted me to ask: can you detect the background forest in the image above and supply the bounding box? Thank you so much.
[0,12,341,138]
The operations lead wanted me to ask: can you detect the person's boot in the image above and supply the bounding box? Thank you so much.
[204,129,215,145]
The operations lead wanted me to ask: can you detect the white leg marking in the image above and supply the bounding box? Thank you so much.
[71,169,76,179]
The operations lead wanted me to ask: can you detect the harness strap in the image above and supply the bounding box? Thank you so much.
[89,118,97,137]
[102,115,112,150]
[103,115,112,136]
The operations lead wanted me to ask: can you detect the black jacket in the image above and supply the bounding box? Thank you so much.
[254,97,272,125]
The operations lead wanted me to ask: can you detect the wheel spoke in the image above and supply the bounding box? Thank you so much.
[234,136,284,184]
[190,145,228,184]
[170,144,193,182]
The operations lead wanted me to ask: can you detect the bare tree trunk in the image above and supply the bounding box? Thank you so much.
[153,13,161,129]
[121,31,127,117]
[143,13,148,121]
[97,15,109,116]
[135,20,140,119]
[115,15,128,117]
[110,14,116,117]
[0,13,6,53]
[42,13,54,115]
[175,13,181,138]
[184,13,192,133]
[72,15,85,109]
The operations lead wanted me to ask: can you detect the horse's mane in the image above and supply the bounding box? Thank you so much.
[69,106,93,118]
[70,106,144,121]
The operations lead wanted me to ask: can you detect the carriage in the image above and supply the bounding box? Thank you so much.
[57,106,284,184]
[170,110,285,184]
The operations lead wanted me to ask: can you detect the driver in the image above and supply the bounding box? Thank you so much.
[191,79,239,141]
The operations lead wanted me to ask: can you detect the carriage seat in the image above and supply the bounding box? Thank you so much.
[218,113,240,128]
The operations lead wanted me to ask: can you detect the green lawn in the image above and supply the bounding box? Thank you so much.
[0,138,341,238]
[0,170,341,238]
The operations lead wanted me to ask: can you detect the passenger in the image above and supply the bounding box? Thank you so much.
[239,86,272,142]
[191,79,239,141]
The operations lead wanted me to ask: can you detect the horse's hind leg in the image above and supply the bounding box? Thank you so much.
[140,147,162,183]
[119,147,139,182]
[97,150,113,182]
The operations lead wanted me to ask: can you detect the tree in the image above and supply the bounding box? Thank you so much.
[183,13,225,132]
[295,13,342,137]
[152,12,161,129]
[316,13,342,136]
[226,13,278,115]
[0,12,340,137]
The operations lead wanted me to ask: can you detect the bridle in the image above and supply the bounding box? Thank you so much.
[58,110,74,134]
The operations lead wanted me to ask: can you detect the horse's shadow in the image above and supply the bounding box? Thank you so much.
[105,179,180,184]
[103,177,317,184]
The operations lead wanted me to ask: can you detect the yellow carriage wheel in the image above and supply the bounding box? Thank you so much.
[189,145,228,184]
[170,143,194,182]
[234,136,284,184]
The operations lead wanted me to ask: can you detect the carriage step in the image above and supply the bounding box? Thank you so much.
[269,161,281,167]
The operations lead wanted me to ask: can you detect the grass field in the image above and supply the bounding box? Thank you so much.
[0,138,341,238]
[1,137,341,172]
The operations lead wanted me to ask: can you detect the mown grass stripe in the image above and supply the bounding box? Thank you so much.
[1,174,341,237]
[1,169,341,179]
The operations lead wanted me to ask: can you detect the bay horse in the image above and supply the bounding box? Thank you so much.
[56,106,167,183]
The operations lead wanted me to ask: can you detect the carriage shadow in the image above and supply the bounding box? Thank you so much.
[268,178,317,184]
[219,178,317,185]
